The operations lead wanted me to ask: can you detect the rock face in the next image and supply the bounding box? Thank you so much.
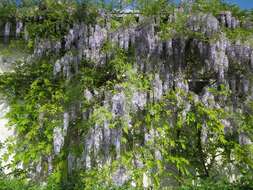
[0,10,252,186]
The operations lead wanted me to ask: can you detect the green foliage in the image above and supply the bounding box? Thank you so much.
[159,10,188,40]
[180,172,253,190]
[0,40,31,56]
[136,0,174,16]
[224,27,253,44]
[0,0,253,189]
[190,0,245,19]
[0,57,64,174]
[0,0,16,21]
[73,1,99,24]
[0,176,40,190]
[71,86,253,189]
[25,1,74,40]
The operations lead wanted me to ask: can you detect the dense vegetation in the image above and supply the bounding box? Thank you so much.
[0,0,253,189]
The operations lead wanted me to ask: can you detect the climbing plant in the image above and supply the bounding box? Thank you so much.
[0,0,253,190]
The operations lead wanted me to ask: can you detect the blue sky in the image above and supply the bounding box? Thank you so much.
[225,0,253,9]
